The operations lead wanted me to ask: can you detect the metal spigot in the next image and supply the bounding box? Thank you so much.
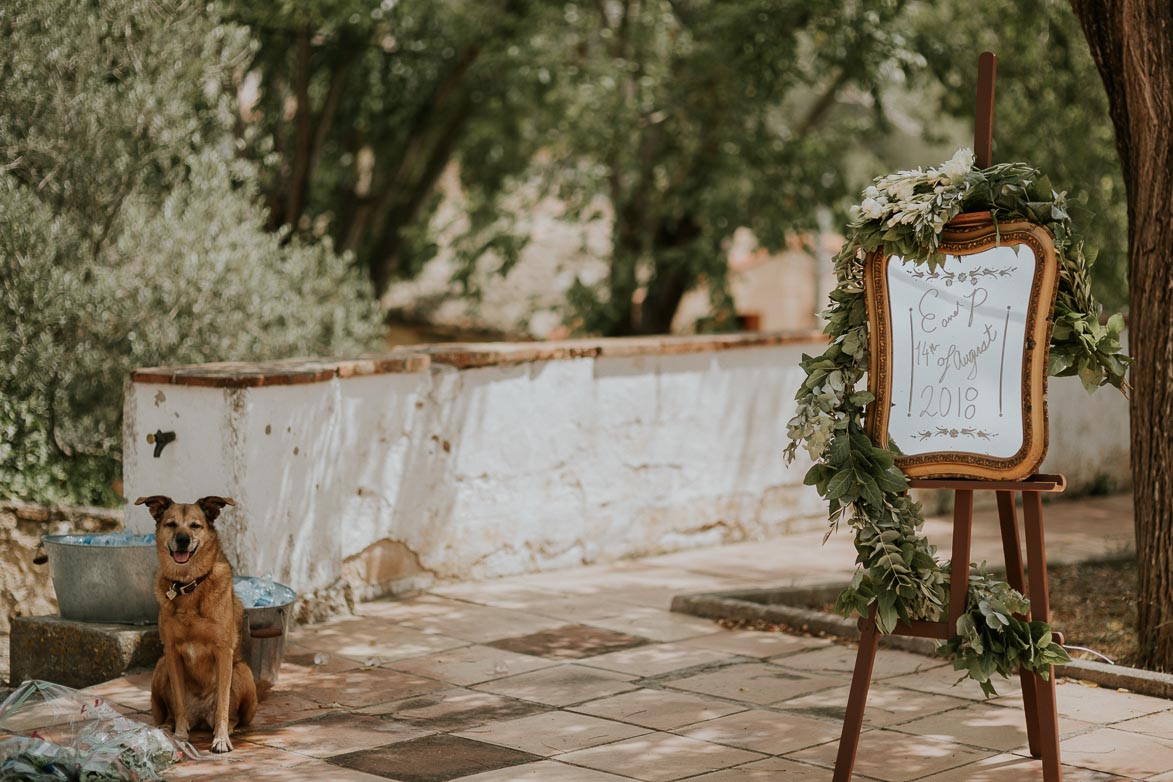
[146,429,176,458]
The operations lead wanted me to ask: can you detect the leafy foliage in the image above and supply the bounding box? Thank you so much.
[232,0,1130,338]
[229,0,562,293]
[940,568,1071,696]
[908,0,1127,311]
[545,0,916,335]
[0,0,383,506]
[787,151,1130,694]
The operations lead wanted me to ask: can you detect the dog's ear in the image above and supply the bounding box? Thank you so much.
[134,495,174,523]
[196,496,236,523]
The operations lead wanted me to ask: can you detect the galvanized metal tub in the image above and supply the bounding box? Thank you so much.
[41,533,158,625]
[235,577,296,686]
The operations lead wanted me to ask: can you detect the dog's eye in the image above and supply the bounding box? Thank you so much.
[164,521,178,528]
[190,524,203,531]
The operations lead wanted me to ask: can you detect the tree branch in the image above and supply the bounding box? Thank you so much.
[796,69,853,137]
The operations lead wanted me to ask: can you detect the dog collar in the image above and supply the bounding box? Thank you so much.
[166,573,209,601]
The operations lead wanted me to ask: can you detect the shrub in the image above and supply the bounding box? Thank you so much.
[0,0,384,506]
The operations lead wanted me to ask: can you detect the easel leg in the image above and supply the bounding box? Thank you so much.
[833,618,880,782]
[1023,490,1063,782]
[948,490,975,628]
[996,490,1042,758]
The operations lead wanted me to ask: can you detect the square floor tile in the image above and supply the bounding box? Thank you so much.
[245,712,430,758]
[559,731,766,781]
[456,710,649,756]
[677,630,832,659]
[1032,681,1173,725]
[884,663,1014,701]
[292,618,467,664]
[915,752,1127,781]
[1114,709,1173,741]
[78,672,154,711]
[475,664,638,707]
[354,595,473,622]
[1055,727,1173,777]
[664,662,842,705]
[280,645,365,676]
[356,688,549,730]
[328,734,543,782]
[898,701,1094,752]
[212,760,393,781]
[772,645,943,680]
[585,608,723,642]
[777,683,970,727]
[685,756,836,781]
[676,708,841,754]
[295,667,446,708]
[400,603,566,643]
[787,729,995,781]
[161,739,317,779]
[531,595,644,623]
[488,624,649,660]
[453,760,635,780]
[389,645,556,687]
[579,642,733,678]
[571,688,746,730]
[246,691,335,729]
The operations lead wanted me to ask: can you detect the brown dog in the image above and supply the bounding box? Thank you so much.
[136,495,257,752]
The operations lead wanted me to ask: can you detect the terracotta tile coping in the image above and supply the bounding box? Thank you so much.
[132,329,826,389]
[132,353,431,389]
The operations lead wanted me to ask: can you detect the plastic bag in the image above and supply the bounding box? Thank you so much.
[0,680,198,781]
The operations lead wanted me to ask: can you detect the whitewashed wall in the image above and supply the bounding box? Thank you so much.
[124,338,826,606]
[123,334,1130,609]
[1041,374,1131,491]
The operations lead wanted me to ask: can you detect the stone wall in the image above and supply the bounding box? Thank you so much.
[0,502,122,635]
[122,334,826,613]
[121,331,1131,616]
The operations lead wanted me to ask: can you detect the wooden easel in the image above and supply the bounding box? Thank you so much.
[832,474,1067,781]
[833,53,1066,781]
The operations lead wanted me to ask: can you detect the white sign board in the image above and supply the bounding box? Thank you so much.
[865,218,1059,480]
[886,243,1032,458]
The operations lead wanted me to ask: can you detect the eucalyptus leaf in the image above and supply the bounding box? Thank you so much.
[787,151,1129,697]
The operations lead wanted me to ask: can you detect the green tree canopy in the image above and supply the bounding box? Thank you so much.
[239,0,1128,335]
[909,0,1127,311]
[548,0,915,334]
[229,0,560,294]
[0,0,383,505]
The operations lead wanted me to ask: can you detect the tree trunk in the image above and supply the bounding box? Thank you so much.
[285,27,314,232]
[606,199,647,336]
[1070,0,1173,670]
[638,216,703,334]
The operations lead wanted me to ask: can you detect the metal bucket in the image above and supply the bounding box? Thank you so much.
[41,534,157,624]
[235,577,296,686]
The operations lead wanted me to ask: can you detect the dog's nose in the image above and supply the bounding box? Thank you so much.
[175,533,191,550]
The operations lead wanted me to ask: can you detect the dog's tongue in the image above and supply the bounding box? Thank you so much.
[172,550,192,564]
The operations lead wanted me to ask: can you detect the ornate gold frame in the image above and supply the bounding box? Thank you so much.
[864,214,1060,480]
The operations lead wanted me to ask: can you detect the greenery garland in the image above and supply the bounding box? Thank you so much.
[784,150,1129,695]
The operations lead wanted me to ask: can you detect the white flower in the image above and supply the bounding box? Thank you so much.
[859,197,884,219]
[890,180,916,203]
[863,185,880,200]
[941,148,975,182]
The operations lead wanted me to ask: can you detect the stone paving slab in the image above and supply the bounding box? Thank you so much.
[9,492,1173,781]
[9,615,162,688]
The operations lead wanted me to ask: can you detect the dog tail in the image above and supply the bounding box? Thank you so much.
[255,678,274,702]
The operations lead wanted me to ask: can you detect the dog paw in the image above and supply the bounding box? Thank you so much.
[211,733,234,753]
[174,725,190,742]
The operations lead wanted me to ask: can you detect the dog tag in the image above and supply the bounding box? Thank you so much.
[167,586,177,600]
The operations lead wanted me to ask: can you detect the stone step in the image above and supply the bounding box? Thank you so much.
[9,615,161,688]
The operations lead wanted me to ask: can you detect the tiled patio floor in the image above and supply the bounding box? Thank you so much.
[67,493,1173,780]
